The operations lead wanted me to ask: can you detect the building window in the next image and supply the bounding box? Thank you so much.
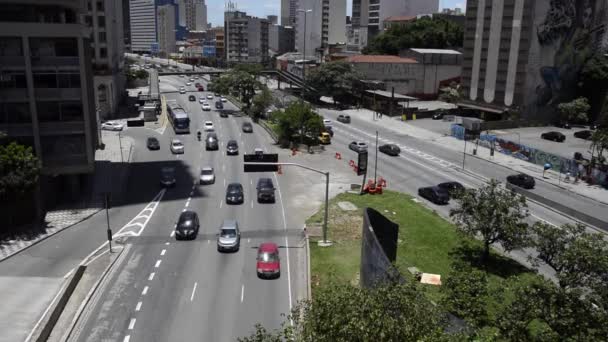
[98,32,106,43]
[97,16,105,27]
[87,1,92,11]
[96,1,104,11]
[99,48,107,58]
[57,72,81,88]
[0,72,27,89]
[0,102,31,124]
[30,38,78,57]
[0,37,23,56]
[34,71,80,88]
[36,101,83,122]
[369,18,379,24]
[85,15,92,26]
[33,73,57,88]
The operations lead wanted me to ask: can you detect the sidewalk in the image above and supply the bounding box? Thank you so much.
[338,108,608,205]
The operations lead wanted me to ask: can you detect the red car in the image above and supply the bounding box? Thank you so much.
[194,82,201,88]
[197,85,205,92]
[256,242,280,279]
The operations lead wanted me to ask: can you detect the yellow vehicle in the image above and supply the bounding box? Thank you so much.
[318,132,331,144]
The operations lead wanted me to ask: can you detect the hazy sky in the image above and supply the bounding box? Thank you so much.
[206,0,466,26]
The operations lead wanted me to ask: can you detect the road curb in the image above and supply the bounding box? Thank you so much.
[304,227,312,300]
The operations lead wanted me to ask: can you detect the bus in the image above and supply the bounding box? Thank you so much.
[167,101,190,134]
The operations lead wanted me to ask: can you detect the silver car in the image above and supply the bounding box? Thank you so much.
[170,139,184,154]
[199,167,215,185]
[217,219,240,252]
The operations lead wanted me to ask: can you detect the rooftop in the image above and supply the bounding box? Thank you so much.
[347,55,418,64]
[384,15,417,22]
[410,48,462,55]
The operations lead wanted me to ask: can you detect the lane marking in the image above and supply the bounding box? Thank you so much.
[223,178,226,187]
[165,242,170,245]
[135,302,142,312]
[250,200,253,208]
[160,249,166,256]
[241,284,244,303]
[170,231,175,237]
[148,272,155,281]
[154,260,162,268]
[219,200,223,208]
[142,286,149,295]
[182,208,187,212]
[185,199,191,207]
[272,172,294,321]
[190,282,198,301]
[123,336,130,342]
[128,318,136,330]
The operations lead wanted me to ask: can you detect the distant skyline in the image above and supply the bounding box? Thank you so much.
[206,0,466,27]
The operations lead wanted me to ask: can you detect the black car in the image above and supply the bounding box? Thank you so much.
[418,186,449,205]
[437,181,464,198]
[337,114,351,123]
[160,167,176,187]
[188,95,196,102]
[226,183,244,204]
[226,140,238,155]
[219,110,228,118]
[215,101,224,109]
[507,173,535,189]
[175,211,200,240]
[147,137,160,150]
[432,112,444,120]
[242,122,253,133]
[205,133,218,150]
[379,144,400,156]
[541,131,566,142]
[256,178,275,203]
[574,130,593,140]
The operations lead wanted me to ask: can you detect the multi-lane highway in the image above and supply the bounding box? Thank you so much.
[68,75,305,342]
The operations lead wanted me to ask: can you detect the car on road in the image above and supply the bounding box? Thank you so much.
[204,121,214,131]
[202,103,211,111]
[216,219,241,252]
[215,101,223,109]
[207,94,214,100]
[349,141,368,152]
[256,178,275,203]
[323,119,332,127]
[170,139,184,154]
[205,132,218,150]
[432,112,444,120]
[175,210,199,240]
[242,122,253,133]
[256,242,280,279]
[574,130,593,140]
[194,82,201,88]
[179,74,185,78]
[226,140,238,155]
[186,82,192,86]
[541,131,566,142]
[197,86,205,92]
[147,137,160,150]
[101,121,124,131]
[337,114,351,123]
[254,147,263,155]
[225,183,244,204]
[379,144,400,156]
[219,110,228,118]
[189,78,195,82]
[199,97,206,103]
[437,181,465,198]
[188,95,196,102]
[507,173,535,189]
[220,96,227,102]
[199,167,215,185]
[215,92,221,97]
[179,88,186,94]
[160,167,176,187]
[418,186,449,205]
[318,132,331,144]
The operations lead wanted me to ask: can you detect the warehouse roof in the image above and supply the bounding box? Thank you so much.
[347,55,418,64]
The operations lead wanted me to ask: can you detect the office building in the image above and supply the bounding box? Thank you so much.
[461,0,607,120]
[195,0,207,31]
[295,0,346,61]
[0,0,98,200]
[281,0,298,26]
[224,10,269,64]
[215,28,225,59]
[267,15,278,25]
[122,0,131,50]
[129,0,157,53]
[177,0,186,26]
[157,4,176,57]
[269,24,295,55]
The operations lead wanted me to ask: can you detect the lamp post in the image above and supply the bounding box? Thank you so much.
[297,9,312,80]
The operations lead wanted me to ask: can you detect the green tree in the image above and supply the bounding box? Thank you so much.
[250,87,274,122]
[449,179,530,263]
[580,53,608,121]
[239,283,460,341]
[363,16,463,55]
[0,141,41,199]
[441,261,488,327]
[306,62,361,104]
[275,102,323,147]
[557,97,590,124]
[208,67,263,109]
[438,82,463,103]
[589,127,608,166]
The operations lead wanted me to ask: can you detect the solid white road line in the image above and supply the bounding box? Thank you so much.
[219,200,223,208]
[165,242,170,245]
[250,200,253,208]
[155,260,162,268]
[160,249,166,256]
[123,335,130,342]
[272,173,294,320]
[241,284,244,303]
[142,286,149,295]
[170,231,175,237]
[223,178,226,186]
[135,301,142,312]
[148,272,155,281]
[128,318,136,330]
[190,282,198,302]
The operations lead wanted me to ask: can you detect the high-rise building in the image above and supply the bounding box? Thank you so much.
[122,0,131,50]
[461,0,608,121]
[185,0,196,30]
[0,0,98,199]
[267,15,278,25]
[85,0,126,120]
[281,0,298,26]
[157,4,176,57]
[224,10,269,64]
[295,0,346,60]
[177,0,186,26]
[195,0,207,31]
[269,24,295,55]
[129,0,157,53]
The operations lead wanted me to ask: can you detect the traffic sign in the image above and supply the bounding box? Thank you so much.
[244,153,279,172]
[357,151,368,176]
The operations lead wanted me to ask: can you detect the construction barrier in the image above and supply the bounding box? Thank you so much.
[335,152,342,160]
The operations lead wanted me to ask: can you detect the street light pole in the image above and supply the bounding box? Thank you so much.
[462,128,467,170]
[374,131,379,182]
[297,9,312,80]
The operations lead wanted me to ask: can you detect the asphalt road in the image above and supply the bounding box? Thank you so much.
[69,76,304,342]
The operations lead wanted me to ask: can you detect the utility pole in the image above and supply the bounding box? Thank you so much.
[462,127,467,170]
[297,9,312,80]
[104,193,113,253]
[374,131,379,182]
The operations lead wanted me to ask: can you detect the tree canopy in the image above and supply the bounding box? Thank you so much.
[306,62,361,104]
[208,64,264,109]
[250,87,274,122]
[274,101,324,147]
[590,127,608,166]
[363,17,463,55]
[0,141,40,200]
[558,97,590,124]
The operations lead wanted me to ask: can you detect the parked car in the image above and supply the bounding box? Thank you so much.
[186,82,192,86]
[197,86,205,92]
[205,133,218,150]
[226,140,239,155]
[256,242,280,279]
[541,131,566,142]
[337,114,351,123]
[349,141,368,152]
[437,181,464,198]
[101,121,124,131]
[175,211,199,240]
[379,144,400,156]
[188,95,196,102]
[202,103,211,111]
[204,121,214,131]
[146,137,160,150]
[432,112,444,120]
[325,126,334,137]
[215,101,223,109]
[199,167,215,185]
[242,122,253,133]
[418,186,450,205]
[574,130,593,140]
[507,173,535,189]
[160,167,176,187]
[215,92,221,97]
[256,178,276,203]
[225,183,244,204]
[323,119,332,127]
[170,139,184,154]
[318,132,331,144]
[194,83,201,88]
[216,219,240,252]
[189,78,195,82]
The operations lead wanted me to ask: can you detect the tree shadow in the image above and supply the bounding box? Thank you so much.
[449,242,531,279]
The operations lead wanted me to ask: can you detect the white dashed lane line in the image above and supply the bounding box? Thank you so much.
[135,302,142,312]
[160,249,166,256]
[148,272,155,281]
[141,286,149,296]
[128,318,136,330]
[154,260,162,268]
[190,282,198,302]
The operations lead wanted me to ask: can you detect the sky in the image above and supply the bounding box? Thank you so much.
[205,0,466,27]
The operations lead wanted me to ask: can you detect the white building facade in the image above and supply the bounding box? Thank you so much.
[129,0,157,53]
[295,0,346,60]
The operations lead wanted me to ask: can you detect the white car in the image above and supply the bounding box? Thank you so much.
[101,121,124,131]
[202,103,211,111]
[199,97,206,103]
[220,97,227,102]
[189,78,195,82]
[179,74,185,78]
[179,89,186,94]
[199,167,215,185]
[348,141,368,152]
[207,94,213,100]
[170,139,184,154]
[323,119,332,127]
[186,82,192,86]
[204,121,214,131]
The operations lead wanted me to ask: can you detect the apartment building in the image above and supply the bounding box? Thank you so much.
[157,4,176,58]
[281,0,298,26]
[0,0,97,200]
[295,0,346,61]
[129,0,157,53]
[224,10,269,64]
